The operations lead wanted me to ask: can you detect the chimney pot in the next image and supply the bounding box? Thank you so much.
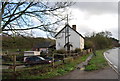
[72,25,76,30]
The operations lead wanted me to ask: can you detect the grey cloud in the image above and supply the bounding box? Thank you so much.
[77,25,94,35]
[77,25,118,39]
[71,2,118,14]
[109,27,118,39]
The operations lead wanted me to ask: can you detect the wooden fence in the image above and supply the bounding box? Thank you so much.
[2,48,93,72]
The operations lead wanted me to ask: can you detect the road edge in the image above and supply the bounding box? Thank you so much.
[103,51,118,74]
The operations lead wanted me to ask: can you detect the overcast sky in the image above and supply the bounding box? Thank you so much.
[68,2,118,39]
[33,2,118,39]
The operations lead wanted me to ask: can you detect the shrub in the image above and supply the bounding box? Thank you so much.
[70,50,74,53]
[56,49,66,54]
[74,48,81,53]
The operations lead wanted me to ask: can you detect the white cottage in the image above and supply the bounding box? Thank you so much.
[55,24,84,51]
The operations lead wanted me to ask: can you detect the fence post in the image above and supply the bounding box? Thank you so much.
[13,54,16,73]
[86,49,88,54]
[52,53,54,67]
[63,53,65,64]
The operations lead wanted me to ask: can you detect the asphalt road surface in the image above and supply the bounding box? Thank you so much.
[55,66,118,79]
[104,48,119,73]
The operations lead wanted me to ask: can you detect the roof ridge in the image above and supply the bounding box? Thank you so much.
[55,24,84,39]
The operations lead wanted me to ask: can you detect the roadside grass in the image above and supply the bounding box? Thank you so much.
[3,53,91,79]
[85,49,108,71]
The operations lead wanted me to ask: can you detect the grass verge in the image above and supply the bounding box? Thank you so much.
[85,49,108,71]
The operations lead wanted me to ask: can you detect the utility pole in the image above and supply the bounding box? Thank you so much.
[67,14,68,24]
[65,14,70,54]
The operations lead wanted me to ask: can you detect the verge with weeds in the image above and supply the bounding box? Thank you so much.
[85,49,108,71]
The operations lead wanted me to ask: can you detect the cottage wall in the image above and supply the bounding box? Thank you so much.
[56,30,65,50]
[69,28,80,50]
[80,36,84,49]
[56,25,84,50]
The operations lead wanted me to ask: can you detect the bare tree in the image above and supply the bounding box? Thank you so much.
[1,2,73,37]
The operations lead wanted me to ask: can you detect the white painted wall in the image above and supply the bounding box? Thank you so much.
[80,37,84,49]
[56,26,84,50]
[56,30,65,50]
[24,51,40,56]
[69,28,80,50]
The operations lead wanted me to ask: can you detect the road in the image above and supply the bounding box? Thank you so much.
[55,66,118,79]
[104,48,119,73]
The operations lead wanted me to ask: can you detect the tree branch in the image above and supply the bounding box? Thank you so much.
[2,2,33,30]
[3,18,65,31]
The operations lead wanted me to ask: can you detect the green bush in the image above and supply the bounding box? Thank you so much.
[56,49,66,54]
[74,48,81,53]
[54,54,64,60]
[70,48,82,53]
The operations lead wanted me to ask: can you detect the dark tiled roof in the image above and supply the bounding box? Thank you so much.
[34,42,51,48]
[54,24,85,39]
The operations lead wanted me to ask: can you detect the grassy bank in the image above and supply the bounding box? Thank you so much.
[3,53,91,79]
[85,49,108,71]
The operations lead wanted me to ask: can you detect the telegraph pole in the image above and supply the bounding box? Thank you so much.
[65,14,70,53]
[67,14,70,52]
[63,14,71,63]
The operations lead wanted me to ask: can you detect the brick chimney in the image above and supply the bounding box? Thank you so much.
[72,25,76,30]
